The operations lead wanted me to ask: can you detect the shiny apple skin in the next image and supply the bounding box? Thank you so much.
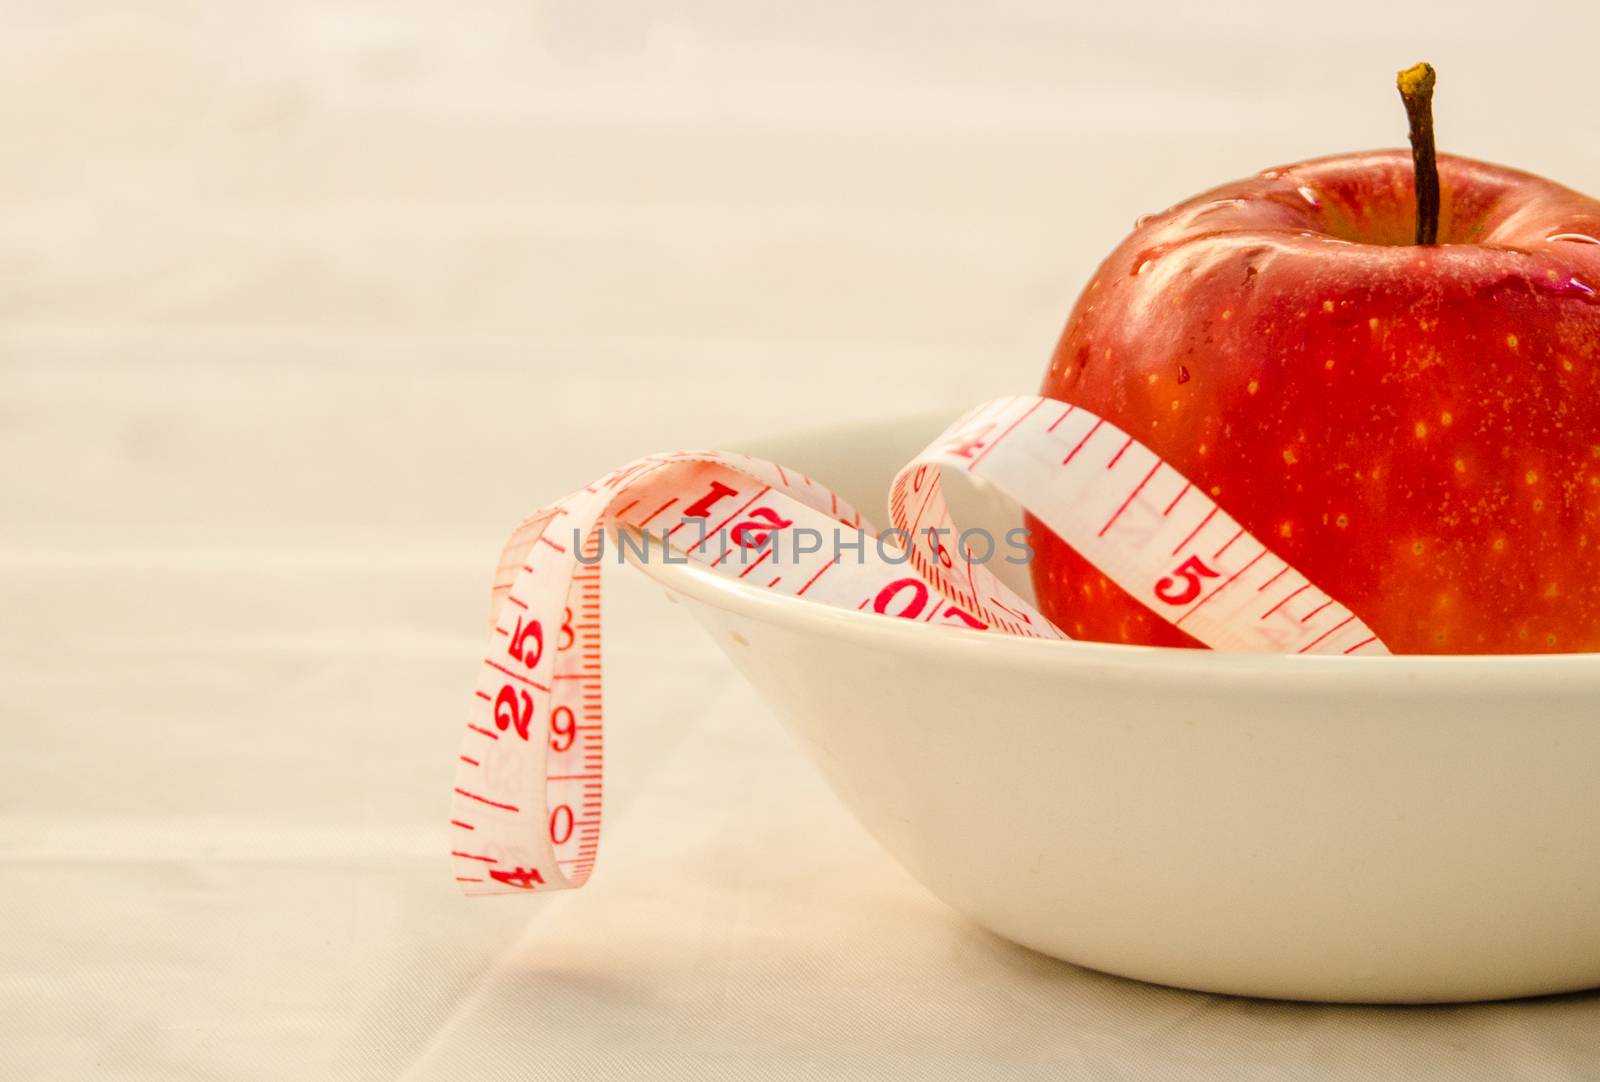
[1032,150,1600,654]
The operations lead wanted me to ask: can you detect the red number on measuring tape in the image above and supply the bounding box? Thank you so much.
[493,685,534,740]
[874,578,929,620]
[488,866,545,889]
[508,616,544,668]
[988,595,1034,626]
[549,805,575,845]
[730,506,793,549]
[549,706,576,752]
[684,479,738,519]
[1154,555,1220,606]
[942,605,986,629]
[558,607,575,651]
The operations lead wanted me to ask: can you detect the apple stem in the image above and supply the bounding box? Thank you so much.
[1397,62,1440,245]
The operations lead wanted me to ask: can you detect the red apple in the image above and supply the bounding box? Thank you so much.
[1031,84,1600,653]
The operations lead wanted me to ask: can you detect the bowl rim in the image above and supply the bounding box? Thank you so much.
[628,547,1600,690]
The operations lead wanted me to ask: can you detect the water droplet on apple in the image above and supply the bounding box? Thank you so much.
[1260,169,1282,180]
[1297,186,1321,209]
[1548,232,1600,245]
[1177,365,1191,385]
[1535,271,1600,303]
[1134,214,1155,229]
[1134,258,1155,276]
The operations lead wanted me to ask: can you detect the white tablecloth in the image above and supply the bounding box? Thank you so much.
[8,3,1600,1077]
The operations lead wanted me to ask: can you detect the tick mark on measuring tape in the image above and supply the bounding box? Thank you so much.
[1172,507,1218,556]
[738,549,774,578]
[637,498,679,527]
[1300,599,1334,623]
[1261,584,1309,619]
[1062,419,1105,465]
[1299,614,1356,653]
[1256,566,1290,593]
[968,398,1043,469]
[1212,529,1245,560]
[1099,461,1162,537]
[797,560,834,597]
[454,787,519,812]
[1106,436,1135,469]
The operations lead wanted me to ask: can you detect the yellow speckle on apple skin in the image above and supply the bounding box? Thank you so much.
[1279,522,1293,538]
[1324,359,1336,370]
[1440,411,1453,427]
[1335,513,1349,528]
[1321,300,1334,313]
[1507,333,1519,349]
[1493,538,1507,552]
[1414,421,1428,439]
[1368,317,1380,332]
[1454,458,1467,473]
[1220,309,1233,321]
[1247,380,1259,395]
[1526,469,1539,485]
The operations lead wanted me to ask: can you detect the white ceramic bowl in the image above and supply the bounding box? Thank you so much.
[634,412,1600,1004]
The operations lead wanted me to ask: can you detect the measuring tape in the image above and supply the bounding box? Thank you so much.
[450,395,1387,895]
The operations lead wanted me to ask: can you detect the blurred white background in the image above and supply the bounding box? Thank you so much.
[7,3,1600,1079]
